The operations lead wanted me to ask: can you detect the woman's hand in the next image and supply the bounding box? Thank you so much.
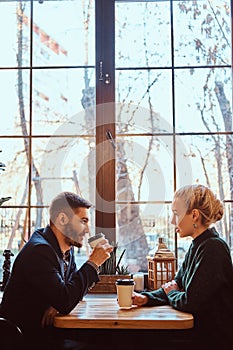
[132,292,148,306]
[162,280,179,295]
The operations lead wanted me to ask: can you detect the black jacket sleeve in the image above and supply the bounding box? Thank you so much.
[19,243,99,315]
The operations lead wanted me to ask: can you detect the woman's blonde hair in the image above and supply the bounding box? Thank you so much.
[174,184,224,226]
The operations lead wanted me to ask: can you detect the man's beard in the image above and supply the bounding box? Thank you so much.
[63,223,82,248]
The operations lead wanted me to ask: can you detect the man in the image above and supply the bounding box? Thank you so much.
[0,192,113,349]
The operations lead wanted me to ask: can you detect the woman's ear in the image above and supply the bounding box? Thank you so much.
[58,212,69,225]
[192,209,200,221]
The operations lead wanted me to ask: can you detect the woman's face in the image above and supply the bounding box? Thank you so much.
[171,197,194,238]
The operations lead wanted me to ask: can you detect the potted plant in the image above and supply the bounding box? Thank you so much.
[89,243,131,294]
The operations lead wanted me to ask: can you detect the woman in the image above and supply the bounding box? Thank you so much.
[133,184,233,347]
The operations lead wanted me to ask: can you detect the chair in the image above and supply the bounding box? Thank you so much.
[0,317,24,349]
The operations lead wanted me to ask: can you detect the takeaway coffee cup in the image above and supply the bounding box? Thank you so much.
[116,279,135,309]
[88,233,105,249]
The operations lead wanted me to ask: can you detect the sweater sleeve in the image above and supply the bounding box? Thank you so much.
[167,238,233,313]
[140,288,168,306]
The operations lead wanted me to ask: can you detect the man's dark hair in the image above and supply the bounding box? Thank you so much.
[49,192,92,223]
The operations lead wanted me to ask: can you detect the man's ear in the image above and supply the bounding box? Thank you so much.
[58,212,69,225]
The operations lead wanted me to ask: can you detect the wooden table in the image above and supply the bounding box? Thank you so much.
[54,295,194,330]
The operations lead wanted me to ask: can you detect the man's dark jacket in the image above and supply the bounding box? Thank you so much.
[0,225,99,333]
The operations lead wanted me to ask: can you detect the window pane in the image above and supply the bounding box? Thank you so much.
[175,68,232,133]
[32,68,95,135]
[31,136,96,206]
[33,0,95,67]
[0,1,30,67]
[177,134,232,199]
[116,203,174,273]
[0,138,29,206]
[174,0,231,67]
[115,1,171,68]
[0,70,30,136]
[115,71,173,133]
[116,135,174,202]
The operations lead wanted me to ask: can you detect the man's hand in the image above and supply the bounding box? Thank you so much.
[132,292,148,306]
[41,306,58,328]
[88,239,113,267]
[162,280,179,295]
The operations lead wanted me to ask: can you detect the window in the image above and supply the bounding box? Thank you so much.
[0,0,232,278]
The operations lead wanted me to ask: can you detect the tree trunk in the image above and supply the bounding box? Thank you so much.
[215,81,233,245]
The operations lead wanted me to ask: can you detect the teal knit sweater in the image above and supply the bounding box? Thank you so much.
[142,228,233,346]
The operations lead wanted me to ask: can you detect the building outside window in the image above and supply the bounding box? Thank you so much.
[0,0,232,278]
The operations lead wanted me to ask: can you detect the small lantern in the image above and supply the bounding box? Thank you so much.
[147,238,176,290]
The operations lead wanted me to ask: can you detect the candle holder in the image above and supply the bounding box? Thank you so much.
[147,238,176,290]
